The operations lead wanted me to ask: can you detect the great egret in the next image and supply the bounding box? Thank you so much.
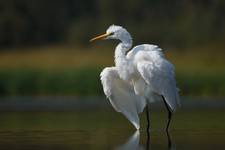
[90,25,180,131]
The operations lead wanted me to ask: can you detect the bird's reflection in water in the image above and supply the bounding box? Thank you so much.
[145,130,176,150]
[116,131,142,150]
[116,130,175,150]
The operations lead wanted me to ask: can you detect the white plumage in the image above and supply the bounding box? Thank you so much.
[90,25,180,130]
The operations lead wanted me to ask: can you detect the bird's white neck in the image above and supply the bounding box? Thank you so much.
[114,40,133,81]
[114,39,132,67]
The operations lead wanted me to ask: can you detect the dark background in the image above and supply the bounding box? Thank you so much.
[0,0,224,48]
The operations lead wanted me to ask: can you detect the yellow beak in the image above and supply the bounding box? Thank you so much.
[90,33,110,42]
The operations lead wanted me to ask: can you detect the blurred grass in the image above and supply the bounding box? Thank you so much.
[0,68,103,96]
[0,45,224,96]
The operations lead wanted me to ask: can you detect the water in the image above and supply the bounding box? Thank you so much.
[0,97,224,150]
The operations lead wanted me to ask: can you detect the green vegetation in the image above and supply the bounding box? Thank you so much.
[177,73,225,97]
[0,45,224,97]
[0,68,102,96]
[0,67,224,97]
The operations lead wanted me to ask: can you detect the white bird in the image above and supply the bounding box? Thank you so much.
[90,25,180,131]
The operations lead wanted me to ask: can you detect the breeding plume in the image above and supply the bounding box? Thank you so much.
[90,25,180,131]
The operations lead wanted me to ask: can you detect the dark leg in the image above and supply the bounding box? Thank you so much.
[146,104,151,150]
[146,104,150,132]
[146,128,150,150]
[162,96,172,132]
[166,129,172,149]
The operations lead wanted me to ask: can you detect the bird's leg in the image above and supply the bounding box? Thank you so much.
[162,96,172,132]
[166,109,172,132]
[146,127,150,150]
[146,104,150,132]
[166,129,172,149]
[146,104,151,150]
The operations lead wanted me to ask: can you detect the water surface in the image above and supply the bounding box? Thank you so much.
[0,97,224,150]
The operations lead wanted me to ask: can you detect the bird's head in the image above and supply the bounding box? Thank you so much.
[90,25,132,43]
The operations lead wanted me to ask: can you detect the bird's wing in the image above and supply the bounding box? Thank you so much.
[128,44,180,111]
[100,67,146,129]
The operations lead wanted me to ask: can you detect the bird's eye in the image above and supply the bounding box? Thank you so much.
[109,32,114,36]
